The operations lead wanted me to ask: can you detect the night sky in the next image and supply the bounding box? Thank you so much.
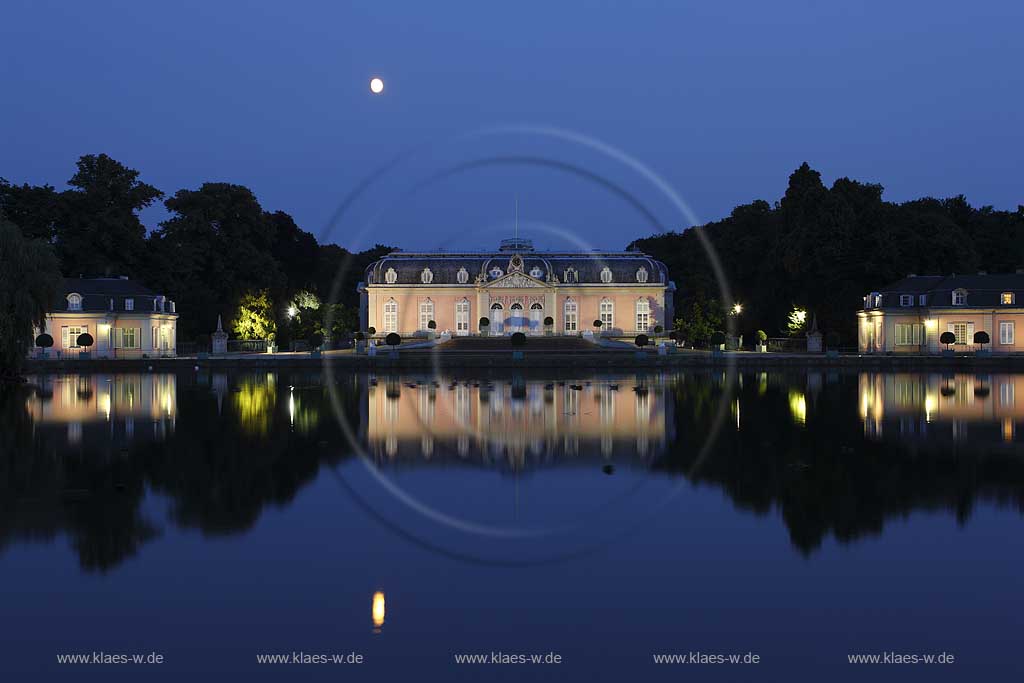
[2,0,1021,252]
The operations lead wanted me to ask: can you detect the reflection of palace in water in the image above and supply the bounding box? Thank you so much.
[363,376,671,467]
[859,372,1022,447]
[26,374,177,446]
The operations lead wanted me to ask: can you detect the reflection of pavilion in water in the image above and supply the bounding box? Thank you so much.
[363,376,670,468]
[26,374,177,446]
[859,372,1022,448]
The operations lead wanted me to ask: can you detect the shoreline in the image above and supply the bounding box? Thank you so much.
[22,350,1024,372]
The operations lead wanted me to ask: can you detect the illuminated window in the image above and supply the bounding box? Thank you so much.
[1001,292,1014,305]
[952,322,969,345]
[636,267,649,283]
[456,267,469,284]
[67,293,82,311]
[563,298,578,332]
[600,267,613,283]
[385,268,397,284]
[1000,321,1015,345]
[125,298,134,311]
[899,295,912,307]
[455,299,470,333]
[384,299,398,333]
[420,268,433,284]
[635,298,651,332]
[600,298,614,328]
[419,299,434,330]
[895,323,922,346]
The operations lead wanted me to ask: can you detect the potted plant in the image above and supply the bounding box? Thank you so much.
[36,333,53,359]
[367,326,376,339]
[479,317,490,337]
[354,331,366,353]
[543,316,554,336]
[653,325,663,339]
[76,332,94,360]
[427,319,437,340]
[940,331,956,356]
[710,330,726,352]
[593,319,603,335]
[974,330,990,356]
[634,333,649,360]
[756,329,768,353]
[309,332,324,358]
[825,331,841,358]
[385,332,401,359]
[510,331,526,360]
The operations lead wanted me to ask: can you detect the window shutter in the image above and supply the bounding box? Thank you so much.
[967,322,975,342]
[137,328,142,349]
[61,326,69,349]
[947,323,954,334]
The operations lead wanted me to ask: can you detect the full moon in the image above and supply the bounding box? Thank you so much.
[369,77,384,94]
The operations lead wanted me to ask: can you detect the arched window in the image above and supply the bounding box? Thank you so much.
[457,267,469,284]
[529,266,544,279]
[490,266,504,279]
[455,298,470,334]
[635,298,651,332]
[421,268,433,284]
[385,268,397,284]
[530,302,543,331]
[600,298,614,328]
[564,298,578,332]
[600,267,613,283]
[636,266,649,283]
[67,293,82,311]
[419,298,434,330]
[490,302,504,332]
[564,267,578,283]
[384,298,398,333]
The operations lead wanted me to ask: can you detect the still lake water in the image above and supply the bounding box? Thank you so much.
[2,368,1022,681]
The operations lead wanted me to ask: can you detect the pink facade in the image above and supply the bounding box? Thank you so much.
[359,242,674,337]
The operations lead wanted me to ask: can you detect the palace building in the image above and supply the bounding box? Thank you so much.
[358,239,675,337]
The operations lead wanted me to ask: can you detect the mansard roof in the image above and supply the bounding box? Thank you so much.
[364,246,669,286]
[870,272,1024,308]
[56,277,172,313]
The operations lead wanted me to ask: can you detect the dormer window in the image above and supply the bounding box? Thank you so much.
[67,293,82,311]
[385,267,397,284]
[866,291,881,308]
[457,267,469,284]
[899,295,913,307]
[919,294,927,305]
[952,289,967,306]
[1001,292,1015,305]
[636,266,649,283]
[564,267,578,283]
[600,267,613,283]
[420,268,433,284]
[125,298,134,311]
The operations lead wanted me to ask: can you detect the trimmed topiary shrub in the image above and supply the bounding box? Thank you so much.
[76,332,94,348]
[367,326,376,336]
[756,330,768,343]
[36,333,53,348]
[543,316,553,327]
[634,334,649,348]
[354,331,365,341]
[385,332,401,347]
[974,330,990,346]
[654,325,663,334]
[479,317,490,328]
[427,320,436,330]
[593,319,602,329]
[940,331,956,348]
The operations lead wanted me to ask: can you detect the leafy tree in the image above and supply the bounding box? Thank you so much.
[0,179,62,242]
[233,290,276,341]
[674,298,723,345]
[0,219,60,379]
[57,154,162,278]
[150,183,284,338]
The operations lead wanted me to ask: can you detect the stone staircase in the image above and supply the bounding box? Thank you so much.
[440,335,599,352]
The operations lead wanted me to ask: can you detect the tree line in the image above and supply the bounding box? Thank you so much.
[631,163,1024,344]
[0,154,389,347]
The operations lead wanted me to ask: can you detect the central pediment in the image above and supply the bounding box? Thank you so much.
[485,272,547,289]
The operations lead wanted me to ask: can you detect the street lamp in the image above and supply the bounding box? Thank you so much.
[731,302,743,316]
